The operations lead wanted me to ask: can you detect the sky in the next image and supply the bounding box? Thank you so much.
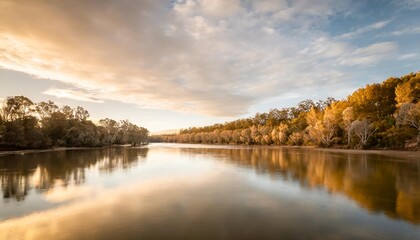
[0,0,419,133]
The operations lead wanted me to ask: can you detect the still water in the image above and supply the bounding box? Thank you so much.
[0,143,419,239]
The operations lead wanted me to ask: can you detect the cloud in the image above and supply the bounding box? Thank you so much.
[199,0,243,18]
[398,53,418,60]
[388,26,420,36]
[339,42,398,66]
[0,0,397,117]
[43,88,104,103]
[394,0,420,9]
[336,19,393,39]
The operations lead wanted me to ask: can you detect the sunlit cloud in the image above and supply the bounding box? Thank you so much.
[0,0,401,117]
[43,88,104,103]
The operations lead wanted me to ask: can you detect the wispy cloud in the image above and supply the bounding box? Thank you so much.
[0,0,399,117]
[394,0,420,9]
[339,42,398,66]
[398,53,418,60]
[43,88,104,103]
[336,19,393,39]
[388,26,420,36]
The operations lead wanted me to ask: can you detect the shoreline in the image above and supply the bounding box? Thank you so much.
[0,145,141,157]
[1,143,418,161]
[302,146,420,161]
[150,142,420,160]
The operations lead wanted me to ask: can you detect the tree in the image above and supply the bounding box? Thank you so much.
[99,118,121,145]
[36,101,58,120]
[118,119,148,145]
[298,99,316,112]
[259,125,272,145]
[240,128,251,145]
[349,119,377,148]
[60,105,74,119]
[396,103,420,142]
[44,112,68,145]
[305,107,337,147]
[0,96,37,147]
[320,107,338,146]
[306,107,322,145]
[289,131,304,146]
[348,82,397,121]
[250,125,261,144]
[278,123,289,145]
[74,106,90,121]
[0,95,148,148]
[342,107,355,145]
[395,73,420,105]
[0,110,5,141]
[1,96,34,122]
[150,71,418,150]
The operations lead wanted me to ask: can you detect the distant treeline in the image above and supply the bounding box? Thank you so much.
[0,97,148,149]
[151,72,420,149]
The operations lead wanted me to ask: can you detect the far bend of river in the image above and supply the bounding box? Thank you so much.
[0,144,420,239]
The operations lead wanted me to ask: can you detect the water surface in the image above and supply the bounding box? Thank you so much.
[0,144,419,239]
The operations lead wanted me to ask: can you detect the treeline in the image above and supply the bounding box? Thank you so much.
[0,96,148,149]
[152,72,420,149]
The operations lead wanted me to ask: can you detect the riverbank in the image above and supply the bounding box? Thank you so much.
[1,143,418,161]
[150,142,420,161]
[306,146,420,161]
[0,145,144,157]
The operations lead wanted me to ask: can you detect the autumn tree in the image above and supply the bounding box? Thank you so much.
[271,123,288,145]
[395,73,420,105]
[349,119,377,148]
[396,103,420,143]
[342,107,355,145]
[151,71,418,149]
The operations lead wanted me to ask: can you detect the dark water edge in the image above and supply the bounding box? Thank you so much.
[0,144,419,239]
[0,145,148,157]
[1,144,419,158]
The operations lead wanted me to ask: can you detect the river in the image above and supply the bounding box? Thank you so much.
[0,143,419,239]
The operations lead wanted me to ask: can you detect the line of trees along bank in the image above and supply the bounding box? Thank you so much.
[152,72,420,149]
[0,97,148,149]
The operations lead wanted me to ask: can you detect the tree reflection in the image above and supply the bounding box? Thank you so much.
[180,147,420,224]
[0,148,148,201]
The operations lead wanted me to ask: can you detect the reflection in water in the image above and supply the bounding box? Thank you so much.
[179,147,420,224]
[0,144,419,240]
[0,148,148,202]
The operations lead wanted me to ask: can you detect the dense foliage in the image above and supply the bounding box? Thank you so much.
[152,72,420,149]
[0,97,148,149]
